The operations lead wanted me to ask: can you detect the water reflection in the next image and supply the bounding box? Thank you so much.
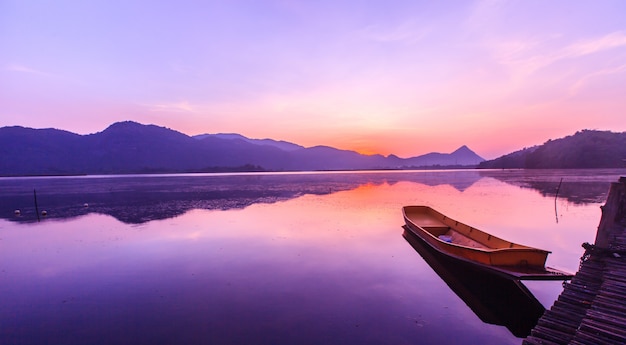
[0,171,484,224]
[479,169,626,204]
[3,169,623,224]
[2,170,618,345]
[403,229,545,337]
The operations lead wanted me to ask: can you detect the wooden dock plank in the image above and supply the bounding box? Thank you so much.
[523,177,626,345]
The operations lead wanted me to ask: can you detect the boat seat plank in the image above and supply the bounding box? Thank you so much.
[408,213,449,229]
[445,229,489,249]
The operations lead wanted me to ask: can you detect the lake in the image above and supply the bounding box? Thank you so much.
[1,169,625,345]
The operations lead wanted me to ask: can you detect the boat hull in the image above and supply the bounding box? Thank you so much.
[402,206,549,268]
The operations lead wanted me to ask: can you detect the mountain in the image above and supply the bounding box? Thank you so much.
[477,146,539,169]
[0,121,484,176]
[193,133,304,152]
[478,130,626,169]
[403,145,485,167]
[191,136,484,169]
[0,126,87,176]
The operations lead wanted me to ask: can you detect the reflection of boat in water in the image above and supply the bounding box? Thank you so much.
[402,206,572,280]
[402,228,546,338]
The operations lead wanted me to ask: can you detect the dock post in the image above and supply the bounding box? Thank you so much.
[594,176,626,249]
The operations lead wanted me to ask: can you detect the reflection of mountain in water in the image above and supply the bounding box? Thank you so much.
[385,170,481,191]
[1,171,483,224]
[479,169,626,204]
[403,229,545,338]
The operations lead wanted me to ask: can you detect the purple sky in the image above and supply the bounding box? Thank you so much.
[2,0,626,159]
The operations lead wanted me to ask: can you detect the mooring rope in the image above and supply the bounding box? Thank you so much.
[580,242,626,268]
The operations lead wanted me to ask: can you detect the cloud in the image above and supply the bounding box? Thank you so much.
[570,63,626,95]
[563,31,626,58]
[493,31,626,80]
[144,101,195,113]
[358,22,429,45]
[6,64,55,77]
[466,0,508,30]
[555,31,626,60]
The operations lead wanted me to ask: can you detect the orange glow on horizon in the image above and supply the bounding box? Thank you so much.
[354,147,382,156]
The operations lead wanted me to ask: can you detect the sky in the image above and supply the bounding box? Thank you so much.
[1,1,626,159]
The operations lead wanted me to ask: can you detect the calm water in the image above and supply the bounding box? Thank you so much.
[1,169,624,344]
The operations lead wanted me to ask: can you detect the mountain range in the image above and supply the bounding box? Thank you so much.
[0,121,485,176]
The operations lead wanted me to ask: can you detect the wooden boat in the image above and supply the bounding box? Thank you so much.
[402,228,545,337]
[402,205,572,280]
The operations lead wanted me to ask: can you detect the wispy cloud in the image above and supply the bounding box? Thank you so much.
[466,0,508,30]
[493,31,626,80]
[359,22,429,45]
[570,63,626,95]
[144,101,195,113]
[6,64,56,77]
[563,31,626,57]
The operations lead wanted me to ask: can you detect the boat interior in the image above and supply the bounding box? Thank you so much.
[412,213,490,249]
[404,207,517,250]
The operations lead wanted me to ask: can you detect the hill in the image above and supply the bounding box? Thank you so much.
[478,130,626,169]
[0,121,485,176]
[193,133,304,152]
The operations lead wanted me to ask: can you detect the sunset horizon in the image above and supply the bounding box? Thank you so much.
[4,118,623,161]
[2,1,626,160]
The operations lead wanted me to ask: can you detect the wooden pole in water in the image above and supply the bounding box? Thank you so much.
[554,178,563,223]
[34,189,40,222]
[555,178,563,199]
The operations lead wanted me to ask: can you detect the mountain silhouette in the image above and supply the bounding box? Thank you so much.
[478,130,626,169]
[194,133,304,152]
[0,121,485,176]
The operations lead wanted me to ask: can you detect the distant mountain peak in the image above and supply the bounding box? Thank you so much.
[100,121,183,137]
[214,133,249,140]
[105,120,143,130]
[449,145,485,163]
[451,145,474,154]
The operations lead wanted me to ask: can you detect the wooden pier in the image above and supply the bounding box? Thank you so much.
[524,177,626,345]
